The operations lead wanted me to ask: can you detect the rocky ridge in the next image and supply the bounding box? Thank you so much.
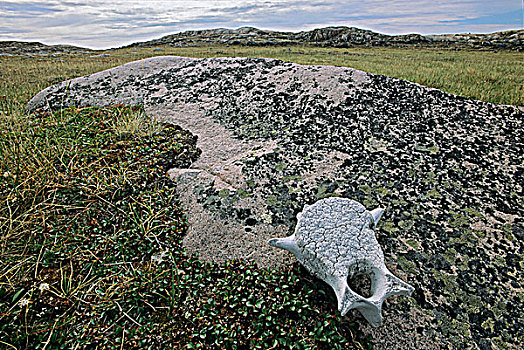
[26,56,523,349]
[0,41,93,56]
[2,27,522,56]
[128,26,523,51]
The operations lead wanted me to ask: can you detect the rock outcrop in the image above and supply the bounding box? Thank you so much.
[127,26,523,51]
[3,27,522,56]
[27,56,523,349]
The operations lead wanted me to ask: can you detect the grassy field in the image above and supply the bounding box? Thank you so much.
[1,46,522,116]
[0,46,522,349]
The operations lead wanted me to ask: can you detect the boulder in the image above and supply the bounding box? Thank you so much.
[27,56,523,349]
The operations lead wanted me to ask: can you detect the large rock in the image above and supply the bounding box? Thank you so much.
[27,56,523,349]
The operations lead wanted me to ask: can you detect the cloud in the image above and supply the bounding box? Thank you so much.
[0,0,521,49]
[438,10,521,26]
[0,26,30,34]
[0,1,63,14]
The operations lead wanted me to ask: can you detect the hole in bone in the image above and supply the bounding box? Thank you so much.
[347,268,373,299]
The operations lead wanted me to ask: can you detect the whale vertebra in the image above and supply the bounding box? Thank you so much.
[269,197,414,327]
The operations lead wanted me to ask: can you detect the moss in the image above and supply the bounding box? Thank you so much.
[397,256,417,275]
[492,300,507,319]
[462,294,482,313]
[462,230,480,246]
[427,188,442,199]
[237,189,252,198]
[493,255,505,267]
[449,211,470,228]
[358,184,371,194]
[423,172,437,185]
[398,220,414,230]
[442,248,458,265]
[282,175,302,183]
[265,194,278,207]
[382,220,400,235]
[376,186,390,196]
[392,199,408,206]
[473,229,486,239]
[433,270,457,291]
[451,314,472,338]
[465,207,484,220]
[362,198,378,208]
[288,187,301,194]
[492,337,511,350]
[481,318,495,333]
[315,184,339,199]
[438,314,454,337]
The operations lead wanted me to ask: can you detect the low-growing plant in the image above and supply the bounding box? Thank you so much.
[112,108,162,138]
[0,106,366,349]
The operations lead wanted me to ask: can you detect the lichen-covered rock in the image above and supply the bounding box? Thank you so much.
[269,197,414,327]
[27,56,523,349]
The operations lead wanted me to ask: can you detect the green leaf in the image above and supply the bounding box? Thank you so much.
[12,289,24,303]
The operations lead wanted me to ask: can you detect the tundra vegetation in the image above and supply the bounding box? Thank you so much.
[0,45,522,349]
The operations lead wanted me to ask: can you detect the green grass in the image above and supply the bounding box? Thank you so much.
[0,45,522,348]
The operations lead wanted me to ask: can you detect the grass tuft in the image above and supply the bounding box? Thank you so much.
[112,108,162,138]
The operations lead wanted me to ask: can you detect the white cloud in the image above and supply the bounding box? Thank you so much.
[0,0,520,49]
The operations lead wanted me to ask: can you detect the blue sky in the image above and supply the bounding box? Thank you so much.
[0,0,521,49]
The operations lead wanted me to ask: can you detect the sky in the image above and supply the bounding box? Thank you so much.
[0,0,522,50]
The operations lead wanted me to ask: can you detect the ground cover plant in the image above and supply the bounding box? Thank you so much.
[0,105,365,348]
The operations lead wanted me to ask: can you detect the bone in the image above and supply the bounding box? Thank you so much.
[268,197,414,327]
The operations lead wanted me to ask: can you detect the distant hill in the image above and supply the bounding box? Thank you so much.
[126,26,523,51]
[1,27,522,55]
[0,41,93,56]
